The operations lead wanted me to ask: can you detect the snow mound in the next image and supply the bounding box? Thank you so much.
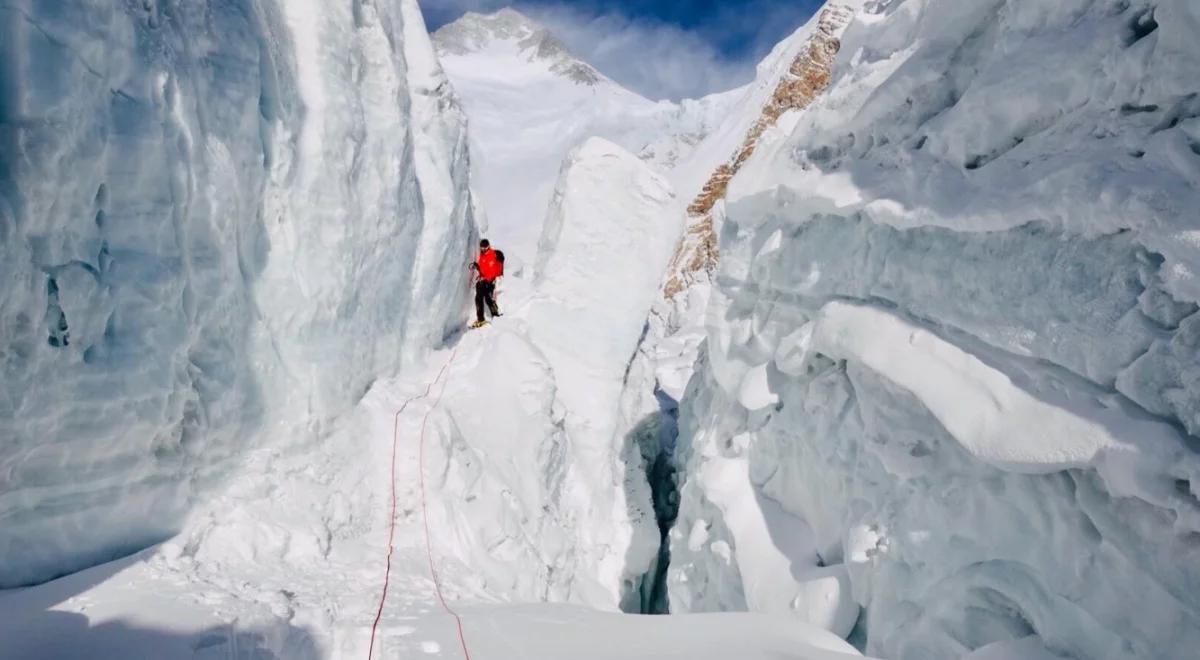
[670,0,1200,658]
[0,0,475,587]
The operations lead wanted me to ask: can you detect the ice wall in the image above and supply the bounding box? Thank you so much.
[0,0,475,587]
[669,0,1200,658]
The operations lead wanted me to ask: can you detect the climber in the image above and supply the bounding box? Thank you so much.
[470,238,504,328]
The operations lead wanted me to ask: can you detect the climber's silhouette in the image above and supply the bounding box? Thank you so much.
[469,239,504,328]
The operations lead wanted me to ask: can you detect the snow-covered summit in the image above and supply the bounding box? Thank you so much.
[434,8,602,85]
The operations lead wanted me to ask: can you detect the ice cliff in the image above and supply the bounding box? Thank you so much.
[432,8,736,262]
[0,0,475,588]
[666,0,1200,658]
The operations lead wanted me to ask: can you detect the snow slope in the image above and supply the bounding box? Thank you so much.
[0,0,475,588]
[669,0,1200,658]
[432,9,735,262]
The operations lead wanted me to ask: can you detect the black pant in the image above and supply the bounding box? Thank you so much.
[475,279,499,322]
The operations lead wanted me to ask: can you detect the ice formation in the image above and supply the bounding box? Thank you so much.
[667,1,1200,658]
[0,0,475,588]
[3,0,1200,659]
[392,137,686,612]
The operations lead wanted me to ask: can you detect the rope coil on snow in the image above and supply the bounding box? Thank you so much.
[368,347,472,660]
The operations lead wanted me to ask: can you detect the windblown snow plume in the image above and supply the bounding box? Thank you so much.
[669,0,1200,658]
[0,0,474,588]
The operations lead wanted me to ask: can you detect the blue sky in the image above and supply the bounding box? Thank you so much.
[421,0,824,100]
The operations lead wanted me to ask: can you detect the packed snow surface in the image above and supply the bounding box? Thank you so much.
[0,551,862,659]
[668,0,1200,659]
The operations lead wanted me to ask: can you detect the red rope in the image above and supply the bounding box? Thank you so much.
[368,347,471,660]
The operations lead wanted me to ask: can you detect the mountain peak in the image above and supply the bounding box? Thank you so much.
[433,8,602,86]
[434,8,540,50]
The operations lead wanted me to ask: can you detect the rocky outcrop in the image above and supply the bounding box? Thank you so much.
[663,5,854,299]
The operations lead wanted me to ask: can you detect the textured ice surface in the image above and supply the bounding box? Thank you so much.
[670,0,1200,658]
[0,0,475,587]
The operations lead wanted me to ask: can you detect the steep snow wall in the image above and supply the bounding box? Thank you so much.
[0,0,475,588]
[670,0,1200,658]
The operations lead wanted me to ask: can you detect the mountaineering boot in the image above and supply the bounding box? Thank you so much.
[470,320,489,330]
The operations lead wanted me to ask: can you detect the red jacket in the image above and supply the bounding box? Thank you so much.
[476,248,503,282]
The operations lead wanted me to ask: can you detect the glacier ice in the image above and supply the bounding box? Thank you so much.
[0,0,475,588]
[667,0,1200,658]
[414,137,686,611]
[3,0,1200,658]
[172,136,690,623]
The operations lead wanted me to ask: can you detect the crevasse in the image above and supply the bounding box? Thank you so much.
[0,0,475,588]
